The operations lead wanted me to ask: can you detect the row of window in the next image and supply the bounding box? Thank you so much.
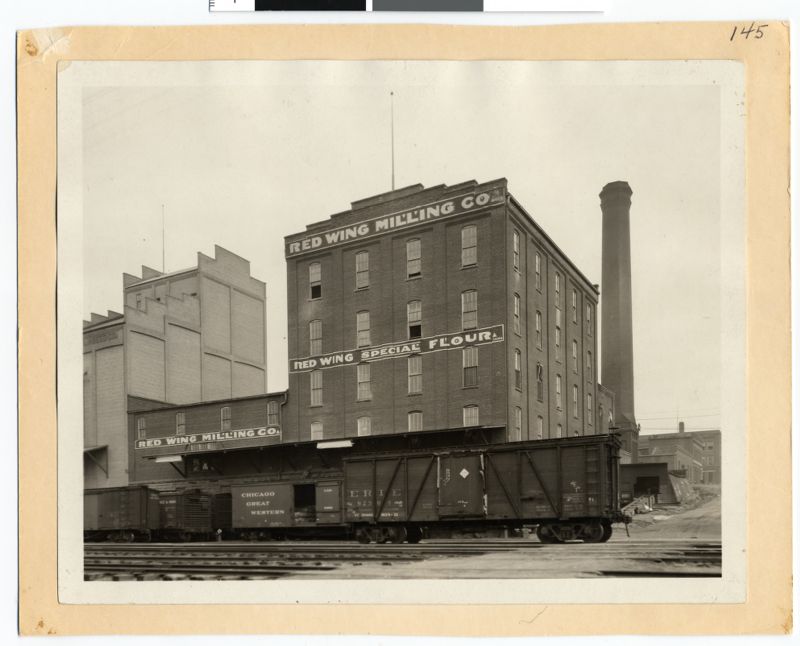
[306,227,475,299]
[306,229,593,333]
[308,348,480,405]
[307,351,593,422]
[307,292,478,355]
[513,231,592,323]
[309,405,481,440]
[135,402,281,440]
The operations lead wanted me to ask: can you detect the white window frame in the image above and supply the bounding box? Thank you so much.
[355,250,369,289]
[356,310,371,348]
[310,370,323,406]
[461,224,477,267]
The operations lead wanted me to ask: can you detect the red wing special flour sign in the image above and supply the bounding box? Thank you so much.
[290,325,504,373]
[285,188,505,257]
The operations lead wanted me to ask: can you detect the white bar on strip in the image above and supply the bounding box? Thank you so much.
[209,0,256,11]
[483,0,604,11]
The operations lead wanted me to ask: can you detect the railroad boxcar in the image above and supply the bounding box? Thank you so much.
[226,434,625,543]
[157,490,214,541]
[344,433,624,543]
[230,480,347,540]
[84,485,160,542]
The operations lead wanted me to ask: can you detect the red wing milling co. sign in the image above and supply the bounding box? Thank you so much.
[290,325,504,373]
[135,426,281,455]
[285,188,506,257]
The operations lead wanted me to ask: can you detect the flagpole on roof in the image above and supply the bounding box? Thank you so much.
[390,91,395,191]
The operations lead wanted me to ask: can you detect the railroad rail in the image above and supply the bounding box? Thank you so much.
[85,539,722,580]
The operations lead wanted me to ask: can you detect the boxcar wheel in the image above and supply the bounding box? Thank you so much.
[355,528,371,544]
[388,527,407,544]
[581,522,605,543]
[536,524,562,544]
[600,522,613,543]
[406,527,423,544]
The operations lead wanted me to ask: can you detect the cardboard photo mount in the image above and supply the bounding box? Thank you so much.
[17,22,791,636]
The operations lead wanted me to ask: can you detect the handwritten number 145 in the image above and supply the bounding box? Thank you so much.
[730,22,768,41]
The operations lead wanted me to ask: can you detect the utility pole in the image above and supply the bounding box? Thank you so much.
[390,91,395,191]
[161,203,165,273]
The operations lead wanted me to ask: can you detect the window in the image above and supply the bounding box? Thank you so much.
[556,375,562,410]
[587,351,593,380]
[514,349,522,389]
[571,289,578,323]
[355,251,369,289]
[535,252,542,290]
[535,311,543,349]
[357,416,372,437]
[309,319,322,355]
[554,272,561,304]
[536,362,544,401]
[176,412,185,435]
[513,293,521,335]
[572,385,579,418]
[461,225,477,267]
[309,262,321,299]
[136,417,146,440]
[514,407,522,441]
[356,311,371,348]
[408,411,423,432]
[221,406,231,431]
[461,290,478,330]
[267,401,280,426]
[463,346,478,387]
[311,421,323,441]
[586,304,593,335]
[407,300,422,339]
[463,405,480,427]
[556,423,563,438]
[357,363,371,401]
[310,370,323,406]
[135,293,143,310]
[407,239,421,278]
[408,355,422,394]
[572,340,578,373]
[537,416,544,440]
[513,230,520,271]
[555,326,561,361]
[587,392,593,424]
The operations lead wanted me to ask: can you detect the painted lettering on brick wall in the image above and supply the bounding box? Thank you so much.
[285,189,505,257]
[135,426,281,450]
[290,325,504,373]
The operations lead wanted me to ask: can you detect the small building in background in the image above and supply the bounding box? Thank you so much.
[83,246,267,489]
[636,422,721,485]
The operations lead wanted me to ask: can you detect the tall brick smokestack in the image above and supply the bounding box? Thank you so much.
[600,181,638,461]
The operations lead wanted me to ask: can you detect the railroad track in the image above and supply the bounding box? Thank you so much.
[84,539,721,580]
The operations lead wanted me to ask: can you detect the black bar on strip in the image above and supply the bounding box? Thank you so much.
[255,0,366,9]
[373,0,483,10]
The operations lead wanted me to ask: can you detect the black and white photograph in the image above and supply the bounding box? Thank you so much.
[55,56,746,604]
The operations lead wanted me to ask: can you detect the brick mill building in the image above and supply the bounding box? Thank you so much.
[283,178,601,447]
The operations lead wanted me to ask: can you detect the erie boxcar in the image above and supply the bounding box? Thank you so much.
[228,433,627,543]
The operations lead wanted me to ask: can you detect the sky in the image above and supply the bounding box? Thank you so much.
[75,60,741,435]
